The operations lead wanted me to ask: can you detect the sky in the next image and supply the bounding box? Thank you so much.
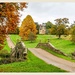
[20,2,75,25]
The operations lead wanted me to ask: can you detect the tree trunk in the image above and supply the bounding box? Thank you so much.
[58,35,61,39]
[31,40,33,43]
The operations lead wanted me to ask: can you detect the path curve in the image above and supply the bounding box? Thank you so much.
[28,48,75,72]
[6,35,75,72]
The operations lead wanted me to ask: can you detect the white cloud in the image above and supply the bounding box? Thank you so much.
[20,2,75,25]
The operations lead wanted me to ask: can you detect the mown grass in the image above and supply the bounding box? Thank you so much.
[0,34,66,72]
[10,34,75,54]
[40,46,75,62]
[10,34,75,62]
[0,50,66,72]
[10,34,51,48]
[50,35,75,54]
[40,35,75,62]
[3,41,11,53]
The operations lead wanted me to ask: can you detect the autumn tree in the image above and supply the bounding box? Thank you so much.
[0,26,6,50]
[8,27,19,34]
[19,15,37,40]
[54,18,69,38]
[0,3,27,50]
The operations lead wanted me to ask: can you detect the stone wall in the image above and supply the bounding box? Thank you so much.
[36,43,67,56]
[71,51,75,60]
[10,41,27,62]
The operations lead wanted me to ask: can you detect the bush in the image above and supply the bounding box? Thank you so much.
[0,58,12,65]
[28,32,37,42]
[0,50,10,58]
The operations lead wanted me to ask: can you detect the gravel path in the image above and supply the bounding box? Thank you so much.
[6,35,75,72]
[6,35,15,48]
[28,48,75,72]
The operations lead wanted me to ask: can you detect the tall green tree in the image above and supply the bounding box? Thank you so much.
[54,18,69,38]
[56,24,65,38]
[55,18,69,25]
[71,26,75,43]
[46,21,53,29]
[35,22,40,34]
[50,25,57,35]
[70,22,75,43]
[45,21,54,34]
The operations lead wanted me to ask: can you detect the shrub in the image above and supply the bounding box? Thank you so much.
[0,50,10,58]
[28,32,37,42]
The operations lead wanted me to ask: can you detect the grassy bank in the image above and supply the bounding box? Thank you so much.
[10,34,75,62]
[10,34,52,47]
[10,34,75,54]
[3,41,11,53]
[0,50,66,72]
[50,35,75,54]
[0,34,66,72]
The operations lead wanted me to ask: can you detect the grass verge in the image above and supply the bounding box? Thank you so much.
[0,34,66,72]
[0,50,66,72]
[10,34,75,62]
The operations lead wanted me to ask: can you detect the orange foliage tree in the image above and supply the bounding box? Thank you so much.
[0,2,27,50]
[19,15,37,40]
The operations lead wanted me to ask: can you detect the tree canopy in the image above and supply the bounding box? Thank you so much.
[70,23,75,43]
[0,2,27,50]
[45,21,54,29]
[55,18,69,38]
[19,15,37,40]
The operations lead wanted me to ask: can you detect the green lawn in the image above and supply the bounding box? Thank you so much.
[0,34,73,72]
[38,35,75,62]
[50,35,75,54]
[0,49,65,72]
[3,41,11,53]
[10,34,52,48]
[10,34,75,62]
[10,34,75,54]
[0,34,66,72]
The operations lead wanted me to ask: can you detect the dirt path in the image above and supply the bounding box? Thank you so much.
[6,35,15,48]
[28,48,75,72]
[6,35,75,72]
